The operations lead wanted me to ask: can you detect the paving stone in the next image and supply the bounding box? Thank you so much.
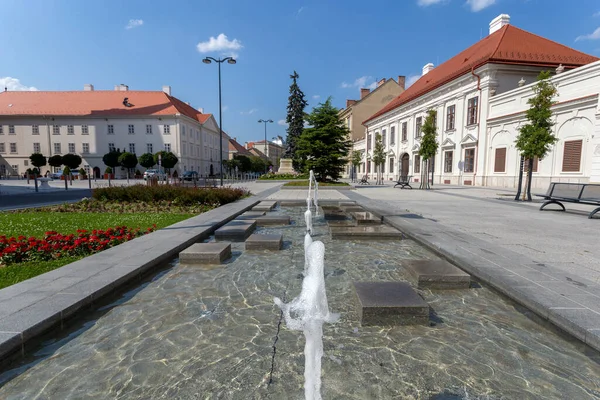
[330,225,403,240]
[403,260,471,290]
[252,200,278,211]
[255,215,291,226]
[245,234,283,250]
[215,220,257,242]
[586,329,600,350]
[354,282,429,326]
[351,211,382,225]
[235,211,266,220]
[0,332,22,359]
[179,242,232,264]
[547,308,600,343]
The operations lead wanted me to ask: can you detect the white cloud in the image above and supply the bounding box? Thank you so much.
[312,95,320,99]
[0,77,38,91]
[576,27,600,41]
[465,0,495,12]
[240,108,258,115]
[296,7,304,17]
[341,75,374,89]
[125,19,143,30]
[594,11,600,17]
[405,74,421,88]
[417,0,445,6]
[278,119,288,127]
[197,33,243,58]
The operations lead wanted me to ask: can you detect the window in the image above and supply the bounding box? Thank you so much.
[494,148,506,173]
[562,140,582,172]
[464,148,475,173]
[446,105,455,131]
[164,143,171,152]
[82,125,89,135]
[24,160,29,166]
[9,125,15,134]
[415,117,422,138]
[129,143,136,154]
[82,143,89,153]
[163,125,171,135]
[9,143,17,153]
[53,125,60,135]
[367,134,372,150]
[33,143,41,153]
[108,125,114,135]
[414,155,421,173]
[32,125,39,135]
[382,129,387,146]
[390,126,396,145]
[0,126,3,134]
[147,143,153,154]
[128,125,135,134]
[11,165,18,174]
[402,122,407,142]
[389,158,394,174]
[524,157,539,173]
[68,143,76,153]
[54,143,62,154]
[182,126,186,136]
[0,143,4,153]
[467,97,478,125]
[146,124,152,134]
[444,151,453,173]
[84,165,90,175]
[108,143,116,152]
[67,125,74,135]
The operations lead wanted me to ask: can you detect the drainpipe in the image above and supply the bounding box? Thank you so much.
[470,66,482,186]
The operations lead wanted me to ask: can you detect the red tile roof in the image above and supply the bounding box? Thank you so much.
[364,24,598,125]
[0,90,213,124]
[228,138,251,156]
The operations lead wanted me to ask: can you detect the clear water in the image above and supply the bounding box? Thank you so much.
[1,207,599,399]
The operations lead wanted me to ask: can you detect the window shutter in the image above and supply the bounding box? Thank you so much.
[562,140,582,172]
[494,148,506,173]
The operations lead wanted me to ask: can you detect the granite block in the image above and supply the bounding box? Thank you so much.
[179,242,232,264]
[245,234,283,251]
[330,225,403,240]
[403,260,471,290]
[215,220,257,242]
[354,282,429,326]
[255,215,291,226]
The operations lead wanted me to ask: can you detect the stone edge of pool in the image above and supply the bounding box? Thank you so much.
[0,186,282,365]
[343,191,600,354]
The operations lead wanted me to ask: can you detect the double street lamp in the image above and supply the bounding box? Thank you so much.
[203,56,236,186]
[258,119,273,174]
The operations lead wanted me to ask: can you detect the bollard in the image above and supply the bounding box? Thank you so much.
[88,174,92,189]
[34,175,38,193]
[64,177,68,191]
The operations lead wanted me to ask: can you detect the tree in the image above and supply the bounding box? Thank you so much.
[102,149,121,170]
[283,70,308,171]
[139,153,155,169]
[250,155,268,173]
[295,98,352,182]
[418,109,438,189]
[48,155,63,170]
[153,151,178,175]
[515,70,558,201]
[29,153,47,177]
[118,152,138,180]
[350,150,363,182]
[372,134,386,185]
[62,153,82,171]
[233,154,252,172]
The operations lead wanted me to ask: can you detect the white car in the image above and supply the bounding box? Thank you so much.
[143,169,167,181]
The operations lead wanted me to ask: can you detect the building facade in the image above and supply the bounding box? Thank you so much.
[246,140,285,170]
[357,14,598,187]
[0,85,228,178]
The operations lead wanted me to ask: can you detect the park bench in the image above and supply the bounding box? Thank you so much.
[358,175,370,185]
[393,175,413,189]
[535,182,600,219]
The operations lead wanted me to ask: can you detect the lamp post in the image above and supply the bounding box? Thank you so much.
[258,119,273,175]
[203,56,236,186]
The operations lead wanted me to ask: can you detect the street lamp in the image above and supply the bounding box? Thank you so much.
[203,56,236,186]
[258,119,273,174]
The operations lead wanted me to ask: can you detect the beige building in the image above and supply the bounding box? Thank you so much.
[246,140,285,170]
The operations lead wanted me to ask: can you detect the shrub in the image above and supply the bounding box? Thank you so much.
[283,180,349,186]
[105,167,113,174]
[258,172,308,180]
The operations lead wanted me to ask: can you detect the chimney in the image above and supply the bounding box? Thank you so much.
[346,99,357,108]
[422,63,435,76]
[397,76,406,90]
[556,64,565,74]
[114,85,120,91]
[360,88,370,99]
[489,14,510,35]
[198,107,204,113]
[162,85,171,96]
[377,78,386,88]
[84,84,94,91]
[118,84,128,91]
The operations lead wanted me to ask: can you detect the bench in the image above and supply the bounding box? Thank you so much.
[535,182,600,219]
[393,175,413,189]
[358,175,370,185]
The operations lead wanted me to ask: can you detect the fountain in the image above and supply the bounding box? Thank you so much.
[274,241,339,400]
[305,170,318,234]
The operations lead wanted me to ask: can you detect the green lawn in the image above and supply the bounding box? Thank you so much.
[283,180,350,187]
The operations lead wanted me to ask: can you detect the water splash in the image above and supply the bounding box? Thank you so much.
[304,209,313,235]
[274,241,339,400]
[303,233,313,276]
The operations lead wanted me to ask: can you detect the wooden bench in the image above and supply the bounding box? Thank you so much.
[393,175,413,189]
[535,182,600,219]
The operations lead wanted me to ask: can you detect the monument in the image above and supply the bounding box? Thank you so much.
[278,158,295,174]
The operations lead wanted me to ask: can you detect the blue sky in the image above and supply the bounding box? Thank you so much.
[2,0,600,145]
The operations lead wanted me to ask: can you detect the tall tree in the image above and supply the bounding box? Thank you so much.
[295,98,351,182]
[418,109,438,190]
[372,134,386,185]
[283,70,308,171]
[515,70,558,201]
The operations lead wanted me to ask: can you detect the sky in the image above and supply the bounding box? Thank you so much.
[2,0,600,145]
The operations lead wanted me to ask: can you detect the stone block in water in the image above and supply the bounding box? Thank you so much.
[351,211,381,225]
[252,201,278,211]
[323,208,348,221]
[403,260,471,290]
[179,243,232,264]
[353,282,429,326]
[326,220,357,227]
[255,215,291,226]
[330,225,402,240]
[340,205,365,213]
[215,220,257,242]
[235,211,266,220]
[245,233,283,250]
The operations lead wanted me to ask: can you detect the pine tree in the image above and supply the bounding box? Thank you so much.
[372,133,386,185]
[515,70,558,201]
[294,98,351,182]
[283,70,308,171]
[418,109,438,189]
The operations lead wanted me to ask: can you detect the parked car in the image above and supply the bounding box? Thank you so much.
[143,169,166,181]
[181,171,199,181]
[50,170,79,179]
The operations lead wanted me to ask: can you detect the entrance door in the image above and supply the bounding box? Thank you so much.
[401,153,409,177]
[93,166,101,179]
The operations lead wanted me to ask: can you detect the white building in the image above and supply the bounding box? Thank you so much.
[359,14,599,188]
[0,85,228,178]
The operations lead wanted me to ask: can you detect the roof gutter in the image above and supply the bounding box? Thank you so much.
[470,66,482,187]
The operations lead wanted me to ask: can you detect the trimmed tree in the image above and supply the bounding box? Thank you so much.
[418,109,438,190]
[62,153,82,184]
[283,70,308,171]
[515,70,558,201]
[294,98,352,182]
[139,152,156,169]
[48,155,63,175]
[118,152,138,180]
[153,151,178,175]
[29,153,47,177]
[372,134,386,185]
[102,149,121,170]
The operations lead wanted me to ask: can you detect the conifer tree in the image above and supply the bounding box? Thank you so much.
[283,70,308,171]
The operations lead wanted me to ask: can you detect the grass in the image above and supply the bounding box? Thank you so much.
[283,180,350,187]
[0,257,80,290]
